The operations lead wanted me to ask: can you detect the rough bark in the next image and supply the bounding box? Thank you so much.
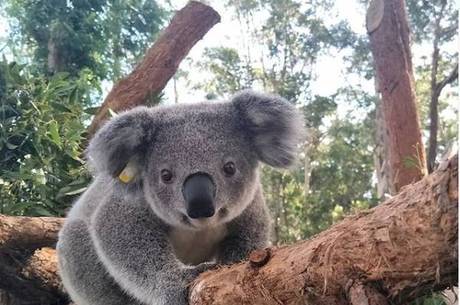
[86,1,221,137]
[189,155,458,305]
[0,214,64,249]
[0,247,66,305]
[0,156,457,304]
[367,0,427,191]
[0,215,66,305]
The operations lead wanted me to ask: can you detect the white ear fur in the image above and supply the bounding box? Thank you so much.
[86,107,154,177]
[232,90,306,168]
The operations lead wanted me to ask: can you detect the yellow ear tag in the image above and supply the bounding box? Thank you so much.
[118,162,137,183]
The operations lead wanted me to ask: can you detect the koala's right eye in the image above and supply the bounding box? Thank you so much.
[223,161,236,176]
[160,169,173,183]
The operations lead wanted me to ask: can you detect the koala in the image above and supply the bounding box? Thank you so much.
[56,90,305,305]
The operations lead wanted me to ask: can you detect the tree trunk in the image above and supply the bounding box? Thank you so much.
[0,155,456,305]
[47,38,63,74]
[427,58,458,172]
[86,1,221,138]
[426,0,446,174]
[367,0,427,192]
[190,155,458,305]
[374,91,394,198]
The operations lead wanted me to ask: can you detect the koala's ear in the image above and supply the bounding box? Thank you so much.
[86,107,155,177]
[232,90,306,168]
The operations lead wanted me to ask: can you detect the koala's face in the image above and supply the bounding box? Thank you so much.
[142,103,260,229]
[88,90,305,230]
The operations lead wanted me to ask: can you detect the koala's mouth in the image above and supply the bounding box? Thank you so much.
[180,207,228,228]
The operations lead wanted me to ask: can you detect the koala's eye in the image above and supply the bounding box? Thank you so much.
[223,162,236,176]
[160,169,173,183]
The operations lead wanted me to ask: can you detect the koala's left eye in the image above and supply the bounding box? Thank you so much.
[223,162,236,176]
[160,169,173,183]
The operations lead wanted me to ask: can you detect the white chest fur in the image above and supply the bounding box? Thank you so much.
[169,225,228,265]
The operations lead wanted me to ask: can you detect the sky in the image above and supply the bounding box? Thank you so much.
[0,0,456,114]
[160,0,373,105]
[1,0,370,106]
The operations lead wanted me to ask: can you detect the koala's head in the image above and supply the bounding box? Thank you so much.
[87,90,305,230]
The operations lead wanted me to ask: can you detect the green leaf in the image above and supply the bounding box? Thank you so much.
[48,120,62,147]
[64,186,87,196]
[29,206,54,217]
[50,101,71,112]
[84,106,100,115]
[6,142,18,150]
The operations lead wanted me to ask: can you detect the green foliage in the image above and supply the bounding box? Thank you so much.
[3,0,166,80]
[407,0,458,160]
[196,47,254,96]
[406,0,458,43]
[410,293,448,305]
[0,60,94,216]
[195,0,377,243]
[305,116,378,235]
[0,0,166,217]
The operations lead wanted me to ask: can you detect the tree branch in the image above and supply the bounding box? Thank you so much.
[0,215,64,250]
[436,64,459,95]
[189,155,458,305]
[86,1,221,138]
[0,155,457,304]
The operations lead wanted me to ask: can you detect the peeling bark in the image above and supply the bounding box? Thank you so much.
[189,155,458,305]
[348,282,389,305]
[0,156,457,304]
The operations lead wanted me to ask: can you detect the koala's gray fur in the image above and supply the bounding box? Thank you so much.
[57,90,305,305]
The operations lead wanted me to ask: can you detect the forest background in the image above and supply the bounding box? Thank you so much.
[0,1,457,302]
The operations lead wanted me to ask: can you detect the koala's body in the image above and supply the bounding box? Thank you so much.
[57,91,305,305]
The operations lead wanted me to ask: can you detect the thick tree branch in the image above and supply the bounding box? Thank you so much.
[0,156,457,304]
[0,215,64,250]
[86,1,221,138]
[189,155,458,305]
[0,247,65,304]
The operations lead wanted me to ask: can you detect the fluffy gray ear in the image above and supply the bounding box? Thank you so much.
[232,90,306,168]
[86,107,155,177]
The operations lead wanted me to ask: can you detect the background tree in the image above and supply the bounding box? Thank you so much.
[367,0,427,192]
[0,0,457,303]
[406,0,458,173]
[193,0,379,242]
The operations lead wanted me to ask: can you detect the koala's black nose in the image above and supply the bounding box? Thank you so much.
[182,173,216,219]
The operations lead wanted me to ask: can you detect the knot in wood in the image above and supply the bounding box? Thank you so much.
[249,248,271,267]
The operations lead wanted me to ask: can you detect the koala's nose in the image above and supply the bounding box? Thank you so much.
[182,173,216,219]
